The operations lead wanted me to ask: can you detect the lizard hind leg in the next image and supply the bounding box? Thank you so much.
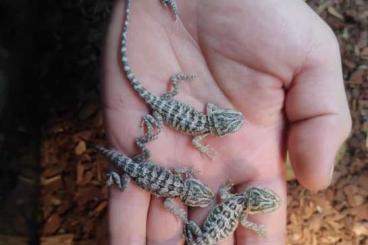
[161,73,196,100]
[172,166,195,179]
[184,220,202,244]
[134,112,164,162]
[106,171,131,191]
[140,112,164,140]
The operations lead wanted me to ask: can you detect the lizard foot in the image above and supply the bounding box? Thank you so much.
[106,171,130,191]
[198,144,216,159]
[219,182,234,200]
[192,134,216,159]
[241,218,267,237]
[140,114,161,140]
[255,224,266,237]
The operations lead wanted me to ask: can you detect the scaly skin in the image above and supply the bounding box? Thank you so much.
[93,145,214,212]
[121,0,245,159]
[178,184,281,245]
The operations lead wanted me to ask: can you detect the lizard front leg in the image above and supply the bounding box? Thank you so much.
[106,172,131,191]
[219,182,234,200]
[192,134,215,158]
[161,73,196,100]
[240,212,266,236]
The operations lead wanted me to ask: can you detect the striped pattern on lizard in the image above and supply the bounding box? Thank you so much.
[175,184,281,245]
[93,145,214,216]
[121,0,245,159]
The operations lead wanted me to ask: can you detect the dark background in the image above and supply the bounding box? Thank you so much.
[0,0,111,243]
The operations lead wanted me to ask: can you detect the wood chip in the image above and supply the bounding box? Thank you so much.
[40,234,74,245]
[327,6,344,20]
[42,214,62,235]
[352,222,368,236]
[74,141,87,156]
[93,201,108,215]
[351,204,368,220]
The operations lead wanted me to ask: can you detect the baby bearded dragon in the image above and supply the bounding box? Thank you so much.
[93,145,214,211]
[181,184,281,245]
[121,0,245,158]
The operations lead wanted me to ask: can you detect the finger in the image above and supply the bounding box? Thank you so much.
[235,177,286,245]
[109,186,150,245]
[146,197,186,245]
[285,27,351,191]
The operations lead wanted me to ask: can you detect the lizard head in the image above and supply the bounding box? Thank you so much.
[243,187,281,214]
[182,178,214,207]
[208,104,245,136]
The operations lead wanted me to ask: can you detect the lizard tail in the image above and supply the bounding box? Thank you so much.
[91,144,141,177]
[90,144,123,164]
[121,0,155,104]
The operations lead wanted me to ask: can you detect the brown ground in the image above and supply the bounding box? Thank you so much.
[1,0,367,244]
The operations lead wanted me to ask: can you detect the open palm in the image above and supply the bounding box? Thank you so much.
[102,0,351,244]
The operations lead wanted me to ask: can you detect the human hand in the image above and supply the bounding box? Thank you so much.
[102,0,351,244]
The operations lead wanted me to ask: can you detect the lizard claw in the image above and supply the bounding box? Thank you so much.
[220,181,234,191]
[200,145,216,159]
[106,172,120,188]
[255,225,266,237]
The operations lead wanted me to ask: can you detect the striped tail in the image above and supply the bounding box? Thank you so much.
[121,0,156,104]
[91,144,131,171]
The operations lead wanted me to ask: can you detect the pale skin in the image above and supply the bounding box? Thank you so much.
[102,0,351,244]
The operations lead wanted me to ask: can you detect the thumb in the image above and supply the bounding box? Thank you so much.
[286,27,351,191]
